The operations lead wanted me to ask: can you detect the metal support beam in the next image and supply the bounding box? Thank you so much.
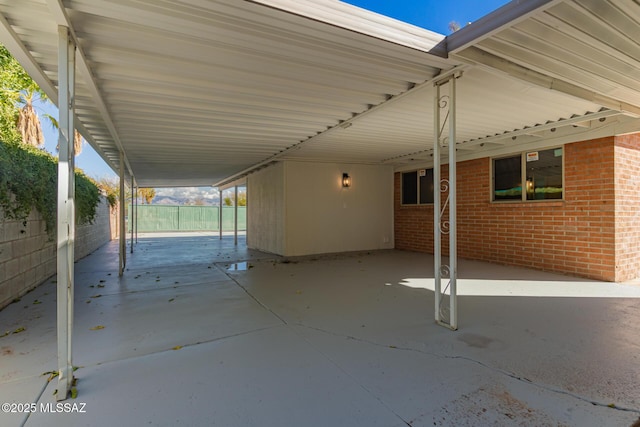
[245,183,248,247]
[130,176,134,254]
[433,84,442,328]
[135,186,138,244]
[56,25,76,401]
[234,186,238,246]
[434,73,459,331]
[219,189,223,240]
[119,151,126,276]
[448,76,458,330]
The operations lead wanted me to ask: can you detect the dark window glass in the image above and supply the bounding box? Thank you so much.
[525,148,563,200]
[493,156,522,200]
[402,171,418,204]
[419,169,434,204]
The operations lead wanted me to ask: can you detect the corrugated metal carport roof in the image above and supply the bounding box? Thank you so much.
[0,0,450,186]
[448,0,640,116]
[1,0,639,186]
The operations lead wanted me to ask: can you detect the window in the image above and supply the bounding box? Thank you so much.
[493,156,522,200]
[401,169,434,205]
[493,148,563,202]
[402,171,418,204]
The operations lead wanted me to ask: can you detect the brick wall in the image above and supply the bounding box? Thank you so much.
[0,196,115,309]
[394,171,435,253]
[395,137,622,281]
[614,134,640,282]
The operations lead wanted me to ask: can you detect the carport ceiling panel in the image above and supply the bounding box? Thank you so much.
[0,0,117,168]
[454,68,604,143]
[459,0,640,109]
[64,0,443,183]
[285,67,604,163]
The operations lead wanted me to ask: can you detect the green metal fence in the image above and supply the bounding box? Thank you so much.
[127,205,246,232]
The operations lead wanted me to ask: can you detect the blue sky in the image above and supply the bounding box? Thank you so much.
[35,0,510,189]
[35,98,116,180]
[342,0,510,34]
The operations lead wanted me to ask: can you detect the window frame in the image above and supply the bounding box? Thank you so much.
[491,147,565,203]
[400,168,434,206]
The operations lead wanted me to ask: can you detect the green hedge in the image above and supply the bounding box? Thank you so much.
[0,139,101,236]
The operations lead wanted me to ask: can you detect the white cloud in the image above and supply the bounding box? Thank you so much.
[155,187,219,200]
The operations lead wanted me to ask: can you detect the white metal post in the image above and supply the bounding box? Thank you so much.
[219,189,223,240]
[130,176,133,253]
[244,183,248,246]
[56,25,75,401]
[234,185,238,246]
[119,151,125,276]
[134,186,138,244]
[448,77,458,330]
[434,73,459,331]
[433,83,442,324]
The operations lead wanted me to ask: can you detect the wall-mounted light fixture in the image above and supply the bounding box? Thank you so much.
[342,173,351,188]
[526,177,534,193]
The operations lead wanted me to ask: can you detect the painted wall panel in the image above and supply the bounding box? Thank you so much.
[284,161,394,256]
[247,162,285,255]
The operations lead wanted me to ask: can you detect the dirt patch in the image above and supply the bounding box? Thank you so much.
[457,333,494,349]
[435,385,565,426]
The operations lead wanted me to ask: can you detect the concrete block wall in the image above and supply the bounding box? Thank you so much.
[614,133,640,282]
[0,196,114,309]
[395,137,624,282]
[76,198,114,259]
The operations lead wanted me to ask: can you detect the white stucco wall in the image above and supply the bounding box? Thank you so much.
[247,161,394,257]
[246,162,285,255]
[284,161,394,256]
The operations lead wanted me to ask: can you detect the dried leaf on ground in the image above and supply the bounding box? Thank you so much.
[43,371,59,382]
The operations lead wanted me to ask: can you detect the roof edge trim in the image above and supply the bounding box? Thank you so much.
[247,0,448,57]
[446,0,564,55]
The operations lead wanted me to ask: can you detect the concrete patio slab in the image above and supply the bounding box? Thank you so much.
[1,233,639,427]
[290,324,635,426]
[232,251,640,412]
[29,326,408,427]
[0,376,48,427]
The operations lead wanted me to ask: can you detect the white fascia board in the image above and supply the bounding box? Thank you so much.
[447,0,563,54]
[217,177,248,192]
[249,0,448,58]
